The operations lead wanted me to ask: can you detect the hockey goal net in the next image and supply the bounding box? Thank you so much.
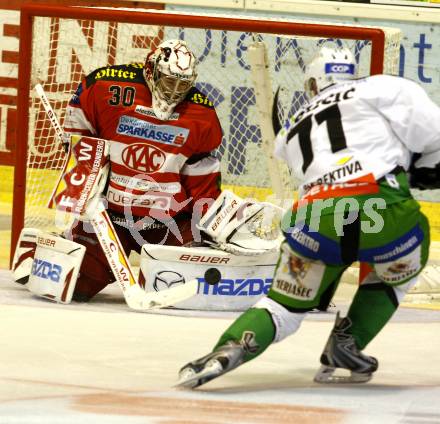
[13,4,415,282]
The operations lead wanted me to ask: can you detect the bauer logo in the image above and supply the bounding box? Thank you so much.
[199,278,272,296]
[121,143,166,173]
[325,63,355,75]
[31,259,62,283]
[117,115,189,146]
[153,271,185,291]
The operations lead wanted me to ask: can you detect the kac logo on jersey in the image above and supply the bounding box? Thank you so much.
[325,63,355,75]
[31,259,62,282]
[117,115,189,146]
[121,143,166,173]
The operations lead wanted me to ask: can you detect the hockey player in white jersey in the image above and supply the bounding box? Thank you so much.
[177,46,440,388]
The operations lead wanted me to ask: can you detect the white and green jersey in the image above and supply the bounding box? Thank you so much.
[274,74,440,197]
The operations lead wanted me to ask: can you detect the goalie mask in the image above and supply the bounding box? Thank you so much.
[144,39,197,120]
[304,46,356,98]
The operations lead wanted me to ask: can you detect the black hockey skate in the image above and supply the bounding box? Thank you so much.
[314,312,378,384]
[176,340,247,389]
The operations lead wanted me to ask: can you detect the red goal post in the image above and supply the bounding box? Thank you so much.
[10,4,401,262]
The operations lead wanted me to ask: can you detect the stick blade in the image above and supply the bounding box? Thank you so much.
[134,267,221,311]
[140,279,199,310]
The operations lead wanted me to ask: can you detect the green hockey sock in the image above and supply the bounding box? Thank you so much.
[347,283,398,350]
[214,308,276,362]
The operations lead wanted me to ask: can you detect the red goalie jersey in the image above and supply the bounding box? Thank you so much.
[64,62,222,219]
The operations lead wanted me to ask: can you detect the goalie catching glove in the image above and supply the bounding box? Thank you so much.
[198,190,284,256]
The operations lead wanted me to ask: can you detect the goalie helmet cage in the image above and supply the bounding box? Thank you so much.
[11,3,401,263]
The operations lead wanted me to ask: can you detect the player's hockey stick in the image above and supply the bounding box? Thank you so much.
[34,83,220,310]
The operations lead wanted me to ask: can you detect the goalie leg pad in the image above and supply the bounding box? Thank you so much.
[27,233,86,304]
[140,243,278,311]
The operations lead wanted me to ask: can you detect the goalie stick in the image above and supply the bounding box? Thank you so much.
[143,268,221,310]
[34,83,219,310]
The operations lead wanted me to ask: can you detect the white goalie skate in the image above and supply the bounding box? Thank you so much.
[176,341,246,389]
[314,312,378,384]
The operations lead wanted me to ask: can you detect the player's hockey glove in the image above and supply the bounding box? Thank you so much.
[409,152,440,190]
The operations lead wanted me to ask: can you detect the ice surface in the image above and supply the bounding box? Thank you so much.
[1,269,440,424]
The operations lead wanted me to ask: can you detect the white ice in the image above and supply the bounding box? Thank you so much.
[1,269,440,424]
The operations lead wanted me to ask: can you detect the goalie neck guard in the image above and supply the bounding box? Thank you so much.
[144,39,197,120]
